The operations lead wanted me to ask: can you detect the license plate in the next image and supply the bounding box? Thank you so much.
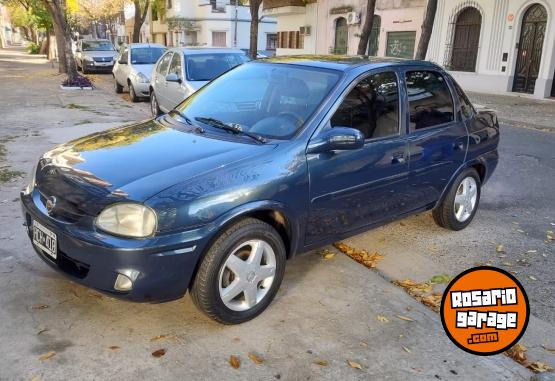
[32,220,57,259]
[95,62,111,66]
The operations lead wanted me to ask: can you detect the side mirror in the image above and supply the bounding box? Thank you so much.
[165,73,182,83]
[307,127,365,154]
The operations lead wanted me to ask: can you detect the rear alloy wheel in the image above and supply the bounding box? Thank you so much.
[433,168,481,231]
[129,82,139,102]
[114,77,123,94]
[150,92,161,117]
[191,218,286,324]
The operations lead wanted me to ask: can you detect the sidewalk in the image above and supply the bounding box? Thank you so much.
[468,91,555,132]
[0,48,535,380]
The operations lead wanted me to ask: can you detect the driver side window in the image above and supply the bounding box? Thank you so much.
[157,52,173,75]
[331,71,400,140]
[168,52,182,77]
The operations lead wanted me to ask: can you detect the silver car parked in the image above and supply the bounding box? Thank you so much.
[149,48,249,116]
[75,39,118,74]
[112,43,166,102]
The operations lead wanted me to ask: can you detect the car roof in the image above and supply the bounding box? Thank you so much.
[256,55,440,72]
[81,39,111,43]
[169,47,246,55]
[125,43,166,49]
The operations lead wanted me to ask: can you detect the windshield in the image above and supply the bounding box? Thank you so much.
[185,53,249,81]
[176,63,341,140]
[82,41,114,51]
[131,47,165,64]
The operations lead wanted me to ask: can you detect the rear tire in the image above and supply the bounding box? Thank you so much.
[191,218,286,324]
[433,168,481,231]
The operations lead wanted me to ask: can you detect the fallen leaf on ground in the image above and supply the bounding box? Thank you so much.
[39,351,56,361]
[528,361,554,373]
[496,244,505,253]
[402,346,411,353]
[430,274,450,284]
[109,346,120,351]
[31,305,48,310]
[31,376,40,381]
[322,250,336,260]
[396,315,415,322]
[229,355,241,369]
[393,279,433,296]
[359,341,368,347]
[150,334,176,342]
[376,315,389,323]
[36,328,49,335]
[248,353,264,364]
[420,294,442,312]
[529,276,537,281]
[541,345,555,353]
[347,360,362,370]
[506,344,528,365]
[151,349,166,358]
[333,242,383,269]
[314,359,328,366]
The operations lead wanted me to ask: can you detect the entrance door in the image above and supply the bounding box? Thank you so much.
[513,4,548,94]
[334,18,348,55]
[450,7,482,72]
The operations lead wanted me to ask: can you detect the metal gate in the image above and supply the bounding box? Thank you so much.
[513,4,548,94]
[450,7,481,72]
[334,18,348,55]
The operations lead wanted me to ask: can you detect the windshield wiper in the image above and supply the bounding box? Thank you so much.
[168,110,205,133]
[195,117,266,143]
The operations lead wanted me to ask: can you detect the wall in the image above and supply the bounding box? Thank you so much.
[427,0,555,98]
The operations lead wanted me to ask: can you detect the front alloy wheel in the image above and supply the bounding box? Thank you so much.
[150,92,161,117]
[191,218,286,324]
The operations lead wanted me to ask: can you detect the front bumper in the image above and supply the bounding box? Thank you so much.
[83,61,114,72]
[131,81,150,97]
[20,190,209,303]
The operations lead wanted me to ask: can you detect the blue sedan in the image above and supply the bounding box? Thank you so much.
[20,56,499,324]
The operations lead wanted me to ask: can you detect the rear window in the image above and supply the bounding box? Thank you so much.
[406,71,454,130]
[185,53,249,81]
[130,47,166,65]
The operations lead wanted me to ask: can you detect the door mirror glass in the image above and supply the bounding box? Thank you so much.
[166,73,181,83]
[308,127,365,153]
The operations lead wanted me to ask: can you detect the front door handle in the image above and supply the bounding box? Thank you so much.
[391,153,406,164]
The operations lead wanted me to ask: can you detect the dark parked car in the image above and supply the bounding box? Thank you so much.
[21,56,499,324]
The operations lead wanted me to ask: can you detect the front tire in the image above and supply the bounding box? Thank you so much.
[433,168,481,231]
[129,82,139,102]
[191,218,286,324]
[150,91,161,117]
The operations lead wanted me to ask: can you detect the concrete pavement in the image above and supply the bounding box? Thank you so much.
[0,46,551,380]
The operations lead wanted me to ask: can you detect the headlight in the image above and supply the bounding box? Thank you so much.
[136,72,149,83]
[96,203,157,238]
[23,163,37,195]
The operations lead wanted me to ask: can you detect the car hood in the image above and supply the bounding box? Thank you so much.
[83,51,117,59]
[132,64,155,78]
[35,119,276,215]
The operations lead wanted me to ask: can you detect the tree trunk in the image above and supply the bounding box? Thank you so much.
[415,0,438,60]
[357,0,376,55]
[44,0,79,82]
[133,0,150,43]
[51,18,67,73]
[249,1,261,60]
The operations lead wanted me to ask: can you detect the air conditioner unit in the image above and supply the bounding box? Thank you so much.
[300,26,311,36]
[347,12,360,25]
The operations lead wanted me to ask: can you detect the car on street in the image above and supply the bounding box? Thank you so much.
[75,39,118,74]
[112,43,166,102]
[149,47,249,116]
[21,56,499,324]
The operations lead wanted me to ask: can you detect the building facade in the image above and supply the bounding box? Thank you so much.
[126,0,277,51]
[263,0,426,57]
[427,0,555,98]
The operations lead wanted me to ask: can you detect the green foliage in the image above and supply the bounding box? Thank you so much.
[27,42,40,54]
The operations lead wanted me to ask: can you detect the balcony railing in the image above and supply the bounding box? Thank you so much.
[263,0,313,10]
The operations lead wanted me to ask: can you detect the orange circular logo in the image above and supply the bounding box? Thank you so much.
[440,267,529,356]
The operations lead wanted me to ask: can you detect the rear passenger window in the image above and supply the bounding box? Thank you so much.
[331,71,399,140]
[406,71,454,130]
[453,81,475,119]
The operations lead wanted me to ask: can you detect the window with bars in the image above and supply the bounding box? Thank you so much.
[277,31,303,49]
[212,31,227,47]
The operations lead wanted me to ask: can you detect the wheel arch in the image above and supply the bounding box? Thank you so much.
[434,159,486,209]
